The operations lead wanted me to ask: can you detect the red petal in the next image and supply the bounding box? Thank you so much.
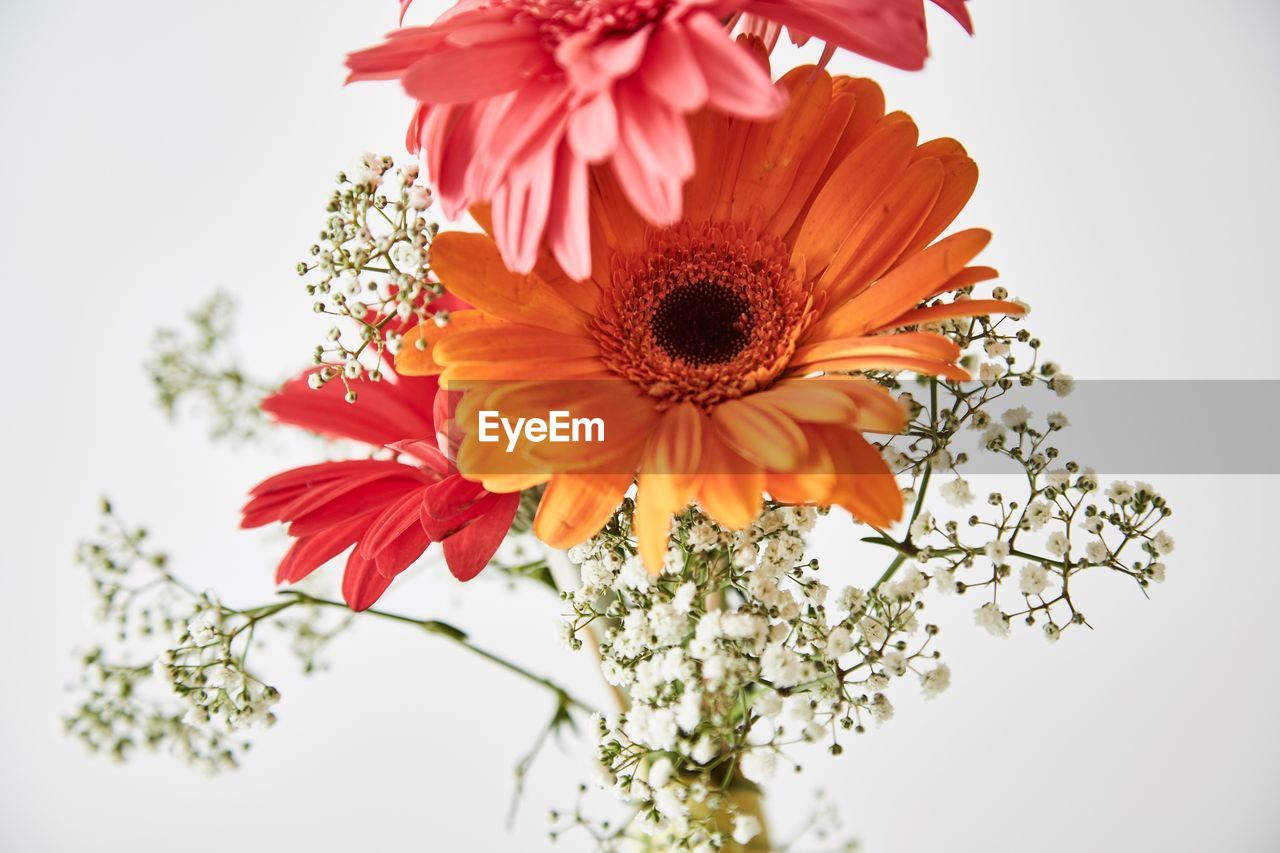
[443,492,520,581]
[342,549,395,612]
[373,523,434,578]
[276,514,374,584]
[361,486,433,559]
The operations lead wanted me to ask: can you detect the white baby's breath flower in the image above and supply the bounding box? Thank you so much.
[975,602,1010,638]
[1019,563,1050,596]
[732,813,762,845]
[941,477,974,506]
[920,663,951,698]
[1002,407,1031,428]
[739,749,776,783]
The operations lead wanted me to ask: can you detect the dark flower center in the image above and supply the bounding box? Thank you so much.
[649,281,750,366]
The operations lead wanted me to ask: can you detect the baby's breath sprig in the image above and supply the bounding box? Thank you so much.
[146,292,271,442]
[296,153,443,404]
[68,501,293,771]
[69,502,593,776]
[560,503,945,850]
[871,300,1174,641]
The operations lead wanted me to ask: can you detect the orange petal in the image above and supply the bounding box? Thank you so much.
[792,332,961,370]
[766,87,857,238]
[430,231,588,334]
[831,378,908,433]
[712,396,808,470]
[900,141,978,261]
[815,157,944,307]
[394,311,493,376]
[819,427,903,527]
[792,117,919,277]
[729,65,834,227]
[534,472,634,549]
[796,355,970,382]
[751,380,858,424]
[808,228,991,341]
[432,322,599,364]
[766,426,837,504]
[532,248,602,313]
[870,298,1026,333]
[440,359,615,383]
[696,429,764,530]
[924,265,999,301]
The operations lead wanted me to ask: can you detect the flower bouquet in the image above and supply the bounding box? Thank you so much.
[67,2,1178,850]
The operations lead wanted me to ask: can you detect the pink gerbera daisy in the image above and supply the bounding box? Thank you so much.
[347,0,971,281]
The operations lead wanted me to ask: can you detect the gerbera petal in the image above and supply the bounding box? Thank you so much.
[870,298,1026,333]
[276,515,373,585]
[443,492,521,581]
[684,16,786,120]
[811,228,991,340]
[791,331,962,369]
[898,139,979,259]
[831,377,908,433]
[401,29,547,103]
[752,380,858,424]
[815,156,946,306]
[360,486,432,561]
[712,397,808,471]
[792,117,919,276]
[821,427,903,527]
[534,472,635,548]
[262,370,437,448]
[638,22,708,113]
[432,321,599,364]
[342,549,395,612]
[729,65,834,227]
[428,231,588,334]
[696,430,765,530]
[396,311,496,377]
[545,144,593,282]
[797,354,970,382]
[567,92,619,163]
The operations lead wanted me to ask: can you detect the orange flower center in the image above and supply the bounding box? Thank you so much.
[593,222,815,409]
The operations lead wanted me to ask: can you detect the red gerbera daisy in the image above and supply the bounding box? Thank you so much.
[241,361,519,611]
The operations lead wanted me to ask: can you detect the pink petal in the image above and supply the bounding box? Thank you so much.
[740,0,927,70]
[683,12,786,119]
[588,27,653,78]
[490,134,557,273]
[637,22,708,113]
[567,92,618,163]
[402,33,548,103]
[610,79,690,223]
[547,143,592,281]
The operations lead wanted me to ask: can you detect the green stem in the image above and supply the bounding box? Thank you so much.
[279,591,595,712]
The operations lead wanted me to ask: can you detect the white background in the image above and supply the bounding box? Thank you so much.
[2,1,1278,850]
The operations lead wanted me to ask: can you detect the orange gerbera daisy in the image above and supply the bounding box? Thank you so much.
[398,60,1023,571]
